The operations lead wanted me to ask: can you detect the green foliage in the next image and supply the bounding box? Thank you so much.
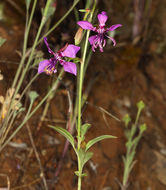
[80,123,91,141]
[48,125,75,150]
[85,135,117,151]
[75,171,87,177]
[122,100,147,189]
[137,100,145,111]
[29,91,39,102]
[123,114,131,128]
[76,148,93,172]
[41,2,56,24]
[0,37,6,47]
[140,123,147,133]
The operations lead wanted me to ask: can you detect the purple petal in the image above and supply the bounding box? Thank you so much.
[43,37,55,55]
[107,36,116,46]
[98,11,108,26]
[62,45,80,58]
[88,35,97,45]
[38,59,50,73]
[108,24,122,31]
[63,62,77,75]
[77,21,95,31]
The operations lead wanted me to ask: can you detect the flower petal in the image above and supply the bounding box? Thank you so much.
[108,24,122,31]
[62,45,80,58]
[63,62,77,75]
[44,37,55,55]
[38,59,50,73]
[88,35,97,45]
[98,11,108,26]
[107,36,116,46]
[77,21,95,31]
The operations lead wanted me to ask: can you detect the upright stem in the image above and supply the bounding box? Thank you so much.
[77,157,82,190]
[77,2,96,147]
[78,175,82,190]
[77,30,90,149]
[12,0,37,89]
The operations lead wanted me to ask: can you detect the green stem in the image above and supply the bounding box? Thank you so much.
[77,29,90,149]
[77,157,82,190]
[12,0,37,89]
[78,175,82,190]
[14,0,52,97]
[3,0,51,129]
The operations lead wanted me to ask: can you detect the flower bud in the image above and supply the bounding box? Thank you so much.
[74,28,83,45]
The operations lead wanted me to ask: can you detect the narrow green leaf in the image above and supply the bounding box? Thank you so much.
[74,171,79,176]
[48,125,75,149]
[128,160,137,173]
[77,149,93,169]
[85,135,117,151]
[140,123,147,133]
[81,123,91,139]
[25,0,31,10]
[42,6,56,24]
[75,171,87,177]
[0,37,6,47]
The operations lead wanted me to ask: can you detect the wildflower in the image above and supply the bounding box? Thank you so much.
[38,37,80,75]
[77,11,122,52]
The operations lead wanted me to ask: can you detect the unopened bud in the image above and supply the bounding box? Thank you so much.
[74,28,83,45]
[79,9,90,13]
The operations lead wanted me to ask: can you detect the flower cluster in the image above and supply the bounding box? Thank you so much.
[38,11,122,75]
[38,37,80,76]
[77,11,122,52]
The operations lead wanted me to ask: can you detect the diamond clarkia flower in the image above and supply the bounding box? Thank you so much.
[38,37,80,75]
[77,11,122,52]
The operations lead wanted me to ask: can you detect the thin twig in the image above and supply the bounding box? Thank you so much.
[26,123,48,190]
[86,102,121,122]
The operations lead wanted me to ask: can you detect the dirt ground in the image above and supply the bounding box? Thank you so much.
[0,0,166,190]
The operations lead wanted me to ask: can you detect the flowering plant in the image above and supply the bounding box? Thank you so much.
[38,37,80,75]
[77,11,122,52]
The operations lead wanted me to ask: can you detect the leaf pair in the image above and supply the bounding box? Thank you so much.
[49,125,117,152]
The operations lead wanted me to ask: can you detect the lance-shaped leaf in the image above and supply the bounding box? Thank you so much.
[85,135,117,151]
[76,148,93,170]
[48,125,75,149]
[81,123,91,140]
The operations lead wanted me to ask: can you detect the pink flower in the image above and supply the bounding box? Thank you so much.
[38,37,80,75]
[77,11,122,52]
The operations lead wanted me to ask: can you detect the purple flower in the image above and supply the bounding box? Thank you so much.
[38,37,80,75]
[77,11,122,52]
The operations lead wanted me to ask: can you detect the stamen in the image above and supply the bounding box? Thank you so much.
[44,66,55,75]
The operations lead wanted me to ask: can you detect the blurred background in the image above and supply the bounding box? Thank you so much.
[0,0,166,190]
